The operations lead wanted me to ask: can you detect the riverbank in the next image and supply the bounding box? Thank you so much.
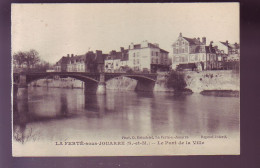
[184,70,240,93]
[200,90,239,97]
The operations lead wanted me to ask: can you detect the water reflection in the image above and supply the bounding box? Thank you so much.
[84,94,105,118]
[13,87,240,142]
[60,93,68,117]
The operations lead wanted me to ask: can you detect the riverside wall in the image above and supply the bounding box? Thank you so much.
[106,70,239,93]
[29,78,84,89]
[184,70,240,93]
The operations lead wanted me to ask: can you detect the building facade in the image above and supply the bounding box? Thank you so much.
[55,56,70,72]
[104,47,129,73]
[55,51,106,73]
[214,41,240,70]
[214,41,240,62]
[128,41,170,72]
[205,43,218,70]
[172,33,208,71]
[172,33,225,71]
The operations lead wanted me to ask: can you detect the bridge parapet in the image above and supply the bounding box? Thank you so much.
[104,73,157,82]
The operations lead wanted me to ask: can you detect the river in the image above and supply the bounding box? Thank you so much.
[13,87,239,144]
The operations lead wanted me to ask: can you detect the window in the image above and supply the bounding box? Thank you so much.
[133,53,135,57]
[176,49,178,54]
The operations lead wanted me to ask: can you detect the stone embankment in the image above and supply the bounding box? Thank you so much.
[184,70,240,93]
[106,70,239,94]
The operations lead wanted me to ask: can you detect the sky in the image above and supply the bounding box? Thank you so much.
[12,3,239,64]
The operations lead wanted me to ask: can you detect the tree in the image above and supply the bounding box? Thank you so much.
[25,49,40,70]
[13,49,40,71]
[13,51,26,68]
[166,71,187,91]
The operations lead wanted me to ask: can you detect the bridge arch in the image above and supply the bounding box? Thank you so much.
[25,73,100,84]
[104,73,157,92]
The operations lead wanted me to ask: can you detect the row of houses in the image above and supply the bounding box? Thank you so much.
[172,33,240,71]
[55,41,172,73]
[55,51,106,73]
[54,33,239,73]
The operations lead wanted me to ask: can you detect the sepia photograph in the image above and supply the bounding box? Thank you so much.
[12,3,240,156]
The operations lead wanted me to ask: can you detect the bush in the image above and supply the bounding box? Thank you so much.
[166,71,187,91]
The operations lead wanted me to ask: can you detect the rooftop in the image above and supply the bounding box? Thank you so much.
[183,37,201,45]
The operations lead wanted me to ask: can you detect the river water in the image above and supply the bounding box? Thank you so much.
[13,87,240,144]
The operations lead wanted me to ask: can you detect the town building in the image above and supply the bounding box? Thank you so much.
[104,47,128,73]
[172,33,223,71]
[128,41,170,72]
[214,41,240,61]
[55,55,70,72]
[172,33,208,71]
[214,41,240,70]
[67,54,86,72]
[104,42,170,73]
[205,42,218,70]
[55,50,106,73]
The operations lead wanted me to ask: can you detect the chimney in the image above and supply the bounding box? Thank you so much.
[154,43,159,47]
[67,54,69,57]
[197,37,200,42]
[234,42,238,47]
[179,32,182,37]
[130,43,134,49]
[96,50,102,56]
[202,37,206,45]
[226,40,229,45]
[71,54,74,57]
[120,47,124,52]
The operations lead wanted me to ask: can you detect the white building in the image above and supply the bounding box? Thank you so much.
[128,41,170,72]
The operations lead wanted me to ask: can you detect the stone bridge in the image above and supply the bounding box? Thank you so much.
[13,72,158,95]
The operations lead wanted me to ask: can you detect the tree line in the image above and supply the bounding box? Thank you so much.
[13,49,51,72]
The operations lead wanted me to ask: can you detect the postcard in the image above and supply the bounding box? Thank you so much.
[12,3,240,156]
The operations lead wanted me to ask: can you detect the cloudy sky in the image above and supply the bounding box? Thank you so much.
[12,3,239,64]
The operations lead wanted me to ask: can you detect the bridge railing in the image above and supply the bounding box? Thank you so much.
[18,71,158,75]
